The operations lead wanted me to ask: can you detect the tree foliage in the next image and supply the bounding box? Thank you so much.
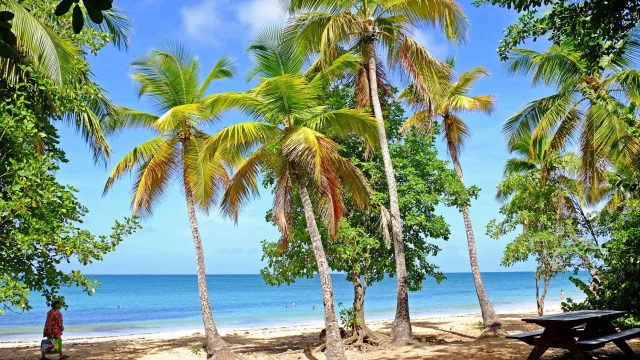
[488,171,583,315]
[0,68,140,314]
[0,0,138,314]
[502,38,640,203]
[260,82,475,297]
[563,197,640,328]
[474,0,640,73]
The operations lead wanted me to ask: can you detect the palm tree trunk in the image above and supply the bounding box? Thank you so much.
[365,39,412,344]
[451,159,506,338]
[297,180,347,360]
[184,183,240,360]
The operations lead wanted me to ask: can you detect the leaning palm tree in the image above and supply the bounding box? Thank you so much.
[203,30,378,360]
[399,63,505,337]
[503,35,640,202]
[102,42,242,360]
[285,0,468,342]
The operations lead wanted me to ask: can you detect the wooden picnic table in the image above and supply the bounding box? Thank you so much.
[509,310,640,359]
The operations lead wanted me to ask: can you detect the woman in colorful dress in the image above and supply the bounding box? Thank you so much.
[41,300,69,359]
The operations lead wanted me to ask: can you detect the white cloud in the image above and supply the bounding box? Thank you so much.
[413,29,451,61]
[236,0,288,36]
[181,0,219,37]
[180,0,243,44]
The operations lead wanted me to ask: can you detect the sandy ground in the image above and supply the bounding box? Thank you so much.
[1,305,639,360]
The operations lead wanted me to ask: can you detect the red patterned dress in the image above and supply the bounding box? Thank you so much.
[43,308,63,339]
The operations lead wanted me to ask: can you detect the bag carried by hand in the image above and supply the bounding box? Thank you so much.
[41,337,62,353]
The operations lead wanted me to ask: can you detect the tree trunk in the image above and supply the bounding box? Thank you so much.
[451,159,506,338]
[365,38,412,345]
[353,272,366,332]
[535,276,551,316]
[345,272,387,346]
[184,183,240,360]
[297,181,347,360]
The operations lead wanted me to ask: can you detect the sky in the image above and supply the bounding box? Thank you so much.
[57,0,556,275]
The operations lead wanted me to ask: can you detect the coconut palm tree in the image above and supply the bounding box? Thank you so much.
[203,30,378,360]
[399,63,506,336]
[285,0,468,342]
[102,42,242,360]
[503,35,640,202]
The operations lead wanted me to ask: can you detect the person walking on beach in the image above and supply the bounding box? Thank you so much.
[42,300,69,360]
[561,290,565,301]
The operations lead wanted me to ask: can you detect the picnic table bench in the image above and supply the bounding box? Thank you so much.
[507,310,640,359]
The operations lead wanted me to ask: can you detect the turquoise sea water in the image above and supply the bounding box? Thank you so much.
[0,272,589,340]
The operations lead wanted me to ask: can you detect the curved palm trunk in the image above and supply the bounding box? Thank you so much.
[451,159,506,337]
[365,40,412,343]
[184,183,240,360]
[297,181,347,360]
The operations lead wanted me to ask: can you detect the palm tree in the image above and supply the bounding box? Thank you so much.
[285,0,468,342]
[399,63,506,336]
[203,30,378,360]
[503,35,640,202]
[501,132,602,288]
[102,42,242,360]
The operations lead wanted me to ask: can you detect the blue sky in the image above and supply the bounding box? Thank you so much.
[58,0,554,275]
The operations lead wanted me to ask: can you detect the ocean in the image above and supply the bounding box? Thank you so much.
[0,272,589,340]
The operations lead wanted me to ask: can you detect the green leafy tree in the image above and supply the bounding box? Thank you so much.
[102,42,242,360]
[488,172,581,315]
[563,198,640,328]
[206,31,378,360]
[285,0,468,342]
[502,133,602,282]
[399,62,505,337]
[0,0,131,85]
[261,82,474,346]
[1,0,137,314]
[0,0,132,163]
[0,68,140,314]
[473,0,640,73]
[502,38,640,203]
[490,135,592,315]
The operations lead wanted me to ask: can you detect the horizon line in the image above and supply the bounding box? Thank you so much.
[84,271,585,276]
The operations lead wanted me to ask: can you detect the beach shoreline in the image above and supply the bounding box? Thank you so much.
[0,303,562,348]
[4,304,637,360]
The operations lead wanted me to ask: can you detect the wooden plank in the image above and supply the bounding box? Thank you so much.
[577,328,640,347]
[523,310,626,327]
[507,330,544,339]
[507,330,544,345]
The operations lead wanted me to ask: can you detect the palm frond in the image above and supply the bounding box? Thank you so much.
[183,132,231,213]
[154,103,202,133]
[400,109,433,135]
[301,108,379,146]
[106,107,159,134]
[130,138,178,217]
[442,113,469,164]
[0,0,79,85]
[103,136,169,195]
[384,0,469,43]
[195,54,235,100]
[220,147,268,221]
[507,46,582,89]
[248,25,304,81]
